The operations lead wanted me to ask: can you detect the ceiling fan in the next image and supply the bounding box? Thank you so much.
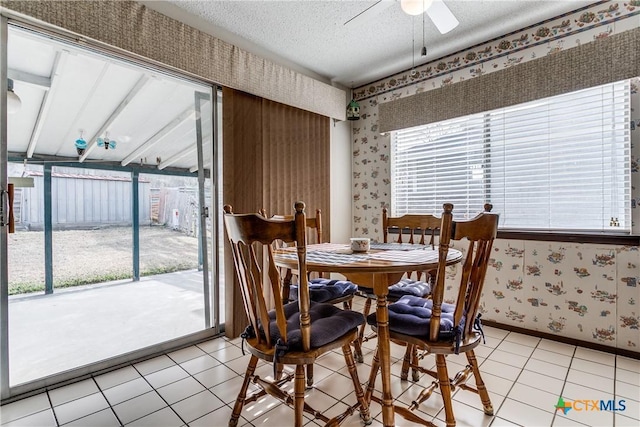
[344,0,459,34]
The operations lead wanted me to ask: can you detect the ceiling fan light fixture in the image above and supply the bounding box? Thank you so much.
[7,78,22,114]
[401,0,433,16]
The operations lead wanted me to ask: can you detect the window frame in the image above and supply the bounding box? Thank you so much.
[390,80,632,240]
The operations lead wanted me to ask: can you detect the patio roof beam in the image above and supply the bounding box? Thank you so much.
[79,75,151,162]
[120,106,194,167]
[157,147,195,171]
[26,50,68,158]
[188,142,212,173]
[8,68,51,90]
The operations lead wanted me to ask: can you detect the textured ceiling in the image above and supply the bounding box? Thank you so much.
[141,0,596,88]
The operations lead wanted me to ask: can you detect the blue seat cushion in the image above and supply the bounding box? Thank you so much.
[290,278,358,303]
[388,278,431,299]
[358,278,431,301]
[366,295,464,340]
[265,301,364,351]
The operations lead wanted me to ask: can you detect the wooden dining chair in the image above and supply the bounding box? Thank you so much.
[357,208,442,374]
[223,202,371,427]
[261,208,358,309]
[260,207,360,387]
[364,203,499,426]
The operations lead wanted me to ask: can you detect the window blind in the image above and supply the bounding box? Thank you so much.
[392,80,631,233]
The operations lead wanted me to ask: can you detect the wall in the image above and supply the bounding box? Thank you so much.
[330,96,354,245]
[351,1,640,352]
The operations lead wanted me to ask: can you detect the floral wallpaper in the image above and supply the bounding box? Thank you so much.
[351,1,640,351]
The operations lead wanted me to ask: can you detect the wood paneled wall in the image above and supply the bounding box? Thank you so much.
[222,87,330,337]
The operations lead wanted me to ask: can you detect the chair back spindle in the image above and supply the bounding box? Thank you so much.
[383,207,441,248]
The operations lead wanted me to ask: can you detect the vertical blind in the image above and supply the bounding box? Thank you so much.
[392,80,631,233]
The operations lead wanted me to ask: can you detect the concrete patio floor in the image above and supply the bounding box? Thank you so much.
[8,270,222,386]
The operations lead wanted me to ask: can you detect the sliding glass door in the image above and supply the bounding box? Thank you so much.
[1,20,221,398]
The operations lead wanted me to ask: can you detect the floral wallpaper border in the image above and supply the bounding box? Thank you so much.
[354,1,640,102]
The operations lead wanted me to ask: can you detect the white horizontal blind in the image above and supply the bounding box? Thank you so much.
[391,80,631,232]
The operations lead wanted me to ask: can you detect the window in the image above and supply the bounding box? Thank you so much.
[391,80,631,233]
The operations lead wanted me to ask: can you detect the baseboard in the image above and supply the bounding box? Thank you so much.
[482,320,640,360]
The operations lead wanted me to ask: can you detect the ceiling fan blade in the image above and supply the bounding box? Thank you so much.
[426,0,459,34]
[343,0,395,26]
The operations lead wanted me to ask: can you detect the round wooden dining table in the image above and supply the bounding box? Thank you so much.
[273,242,463,427]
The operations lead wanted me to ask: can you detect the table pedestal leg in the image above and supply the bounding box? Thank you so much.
[375,279,395,427]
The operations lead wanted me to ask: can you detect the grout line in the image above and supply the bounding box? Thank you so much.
[480,330,529,426]
[130,360,189,426]
[44,389,61,427]
[548,340,577,426]
[90,375,124,427]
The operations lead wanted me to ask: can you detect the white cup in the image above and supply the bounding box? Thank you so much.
[350,237,370,253]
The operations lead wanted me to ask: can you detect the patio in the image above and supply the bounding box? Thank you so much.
[8,270,222,387]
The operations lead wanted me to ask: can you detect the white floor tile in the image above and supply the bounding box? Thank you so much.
[573,347,615,366]
[616,356,640,372]
[0,393,51,424]
[479,359,522,382]
[506,383,558,412]
[454,389,505,415]
[616,367,640,387]
[483,327,509,341]
[189,405,245,427]
[314,372,361,401]
[2,409,57,427]
[143,365,189,389]
[490,416,522,426]
[496,340,535,358]
[615,380,640,402]
[167,345,207,364]
[502,332,540,348]
[195,338,233,354]
[209,376,260,405]
[468,371,515,397]
[551,415,589,426]
[125,406,183,426]
[209,345,244,363]
[53,392,110,425]
[133,355,176,376]
[169,390,224,424]
[524,358,569,381]
[487,349,529,369]
[156,376,206,405]
[94,366,141,391]
[516,370,564,396]
[618,397,639,420]
[554,408,614,427]
[536,339,576,357]
[434,399,494,427]
[192,364,239,389]
[531,348,572,367]
[566,369,614,394]
[615,412,640,426]
[496,398,554,426]
[569,358,615,379]
[112,391,167,425]
[167,345,207,363]
[102,377,153,406]
[179,354,220,375]
[63,408,120,426]
[48,379,100,406]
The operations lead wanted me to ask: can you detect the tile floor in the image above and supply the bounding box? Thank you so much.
[1,297,639,426]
